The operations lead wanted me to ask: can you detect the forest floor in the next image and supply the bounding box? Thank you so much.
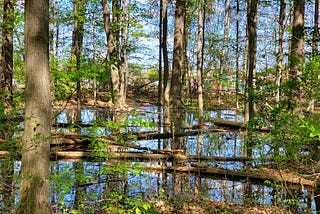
[52,90,312,214]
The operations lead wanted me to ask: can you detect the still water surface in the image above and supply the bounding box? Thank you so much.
[0,106,316,213]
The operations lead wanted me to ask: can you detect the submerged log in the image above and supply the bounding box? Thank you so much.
[208,119,272,132]
[50,150,268,162]
[49,151,316,189]
[141,165,316,190]
[0,149,316,189]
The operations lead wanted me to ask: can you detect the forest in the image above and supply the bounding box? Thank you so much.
[0,0,320,213]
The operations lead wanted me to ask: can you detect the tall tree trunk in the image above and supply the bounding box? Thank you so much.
[235,0,240,109]
[102,0,127,108]
[308,0,319,112]
[197,0,204,120]
[275,0,286,104]
[245,0,258,123]
[313,0,319,56]
[120,0,129,106]
[163,0,170,134]
[158,0,163,105]
[55,0,59,57]
[1,0,14,112]
[183,11,190,100]
[218,0,231,104]
[1,1,15,209]
[71,0,86,122]
[170,0,186,109]
[49,0,54,57]
[288,0,305,110]
[17,0,52,212]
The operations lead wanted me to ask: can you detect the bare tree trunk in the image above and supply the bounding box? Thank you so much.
[313,0,319,56]
[55,0,59,57]
[71,0,86,122]
[49,0,54,57]
[17,0,52,212]
[245,0,258,123]
[1,0,14,112]
[197,0,204,120]
[0,1,15,209]
[170,0,186,109]
[102,0,127,108]
[163,0,170,133]
[235,0,240,109]
[218,0,231,104]
[158,0,163,105]
[275,0,286,104]
[288,0,305,110]
[308,0,319,112]
[120,0,129,106]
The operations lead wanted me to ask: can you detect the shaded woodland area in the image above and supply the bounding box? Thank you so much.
[0,0,319,213]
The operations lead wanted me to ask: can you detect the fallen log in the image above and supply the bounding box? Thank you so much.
[208,119,273,132]
[138,165,316,190]
[50,151,317,190]
[0,149,316,189]
[49,150,268,162]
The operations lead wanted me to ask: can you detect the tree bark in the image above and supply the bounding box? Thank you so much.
[158,0,163,105]
[102,0,127,108]
[313,0,319,56]
[163,0,170,132]
[49,0,54,57]
[1,0,14,112]
[71,0,86,122]
[218,0,231,104]
[17,0,52,212]
[197,0,204,120]
[245,0,258,123]
[170,0,186,109]
[120,0,129,106]
[288,0,305,110]
[308,0,319,112]
[275,0,286,104]
[235,0,240,109]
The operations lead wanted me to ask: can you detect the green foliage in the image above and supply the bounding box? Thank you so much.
[51,67,75,101]
[143,68,158,82]
[102,193,154,214]
[302,55,320,100]
[300,120,320,138]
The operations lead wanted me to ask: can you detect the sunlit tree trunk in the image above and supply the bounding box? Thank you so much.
[1,0,14,112]
[49,0,57,100]
[102,0,127,108]
[245,0,258,123]
[288,0,305,110]
[163,0,169,98]
[313,0,319,56]
[275,0,286,104]
[158,0,163,105]
[0,1,15,209]
[235,0,240,109]
[163,0,170,144]
[120,0,129,106]
[197,0,204,120]
[170,0,186,109]
[183,11,191,101]
[71,0,86,122]
[218,0,231,104]
[308,0,319,112]
[49,0,54,57]
[55,0,59,57]
[17,0,52,212]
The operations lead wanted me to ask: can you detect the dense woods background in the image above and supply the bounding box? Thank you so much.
[0,0,320,213]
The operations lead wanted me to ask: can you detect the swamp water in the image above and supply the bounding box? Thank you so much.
[0,106,318,213]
